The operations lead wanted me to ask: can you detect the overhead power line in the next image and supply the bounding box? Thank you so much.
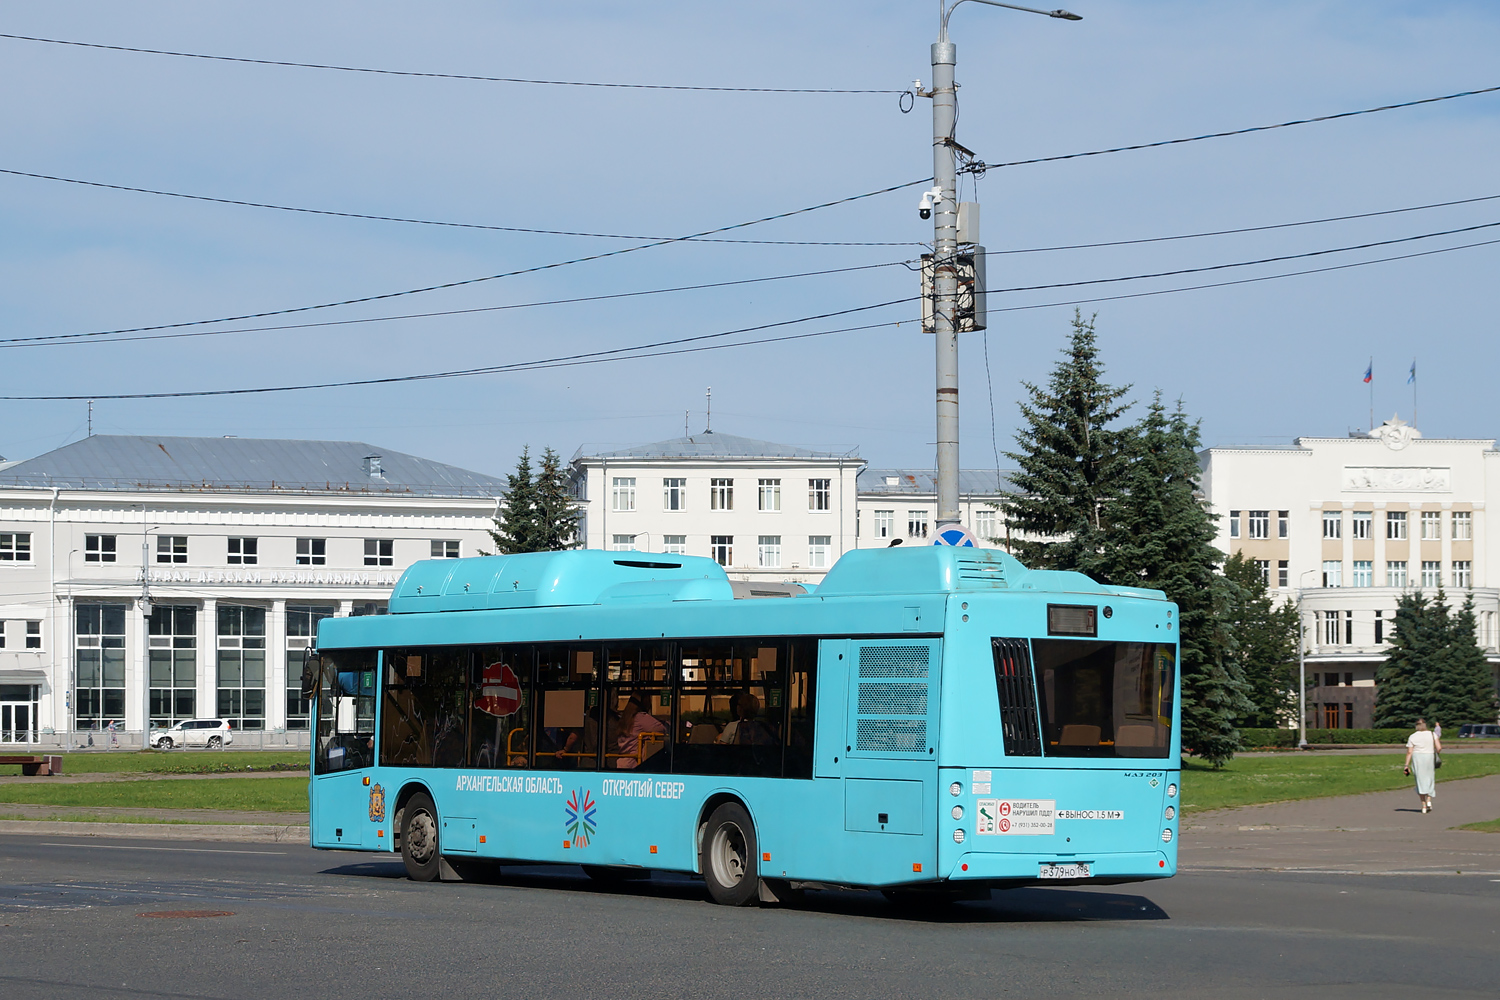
[0,167,915,247]
[969,84,1500,172]
[0,261,911,348]
[0,31,903,93]
[0,298,919,400]
[24,178,931,342]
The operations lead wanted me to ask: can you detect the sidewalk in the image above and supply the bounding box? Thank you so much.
[1181,772,1500,875]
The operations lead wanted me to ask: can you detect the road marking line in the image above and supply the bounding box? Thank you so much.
[40,842,286,855]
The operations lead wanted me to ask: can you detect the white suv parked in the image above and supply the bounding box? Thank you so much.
[150,719,235,749]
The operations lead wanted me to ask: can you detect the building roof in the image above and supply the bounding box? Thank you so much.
[858,468,1017,496]
[572,431,859,462]
[0,435,508,497]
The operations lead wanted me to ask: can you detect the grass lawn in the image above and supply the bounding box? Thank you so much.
[1181,752,1500,813]
[0,751,308,776]
[1458,818,1500,833]
[0,776,308,813]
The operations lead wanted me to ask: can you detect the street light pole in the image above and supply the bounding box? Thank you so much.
[926,1,1080,528]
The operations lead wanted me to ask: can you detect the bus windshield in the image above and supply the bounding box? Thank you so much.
[1031,639,1174,758]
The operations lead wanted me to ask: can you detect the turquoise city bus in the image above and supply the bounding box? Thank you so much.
[305,546,1180,905]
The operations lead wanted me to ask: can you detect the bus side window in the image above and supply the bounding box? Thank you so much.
[379,647,470,769]
[315,649,376,774]
[674,641,785,779]
[534,646,601,770]
[783,639,817,779]
[604,643,673,772]
[470,645,532,770]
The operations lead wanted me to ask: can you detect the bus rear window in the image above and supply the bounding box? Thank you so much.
[1031,640,1174,758]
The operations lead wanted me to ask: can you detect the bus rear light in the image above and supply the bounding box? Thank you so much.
[961,863,969,871]
[951,805,963,820]
[1164,806,1175,820]
[949,782,963,797]
[1159,860,1166,868]
[1167,783,1178,798]
[1161,829,1173,843]
[952,829,965,844]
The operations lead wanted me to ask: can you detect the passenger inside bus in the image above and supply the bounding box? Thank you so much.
[717,692,778,746]
[614,695,667,769]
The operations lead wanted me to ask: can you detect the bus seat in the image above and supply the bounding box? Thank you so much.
[1114,724,1155,747]
[1059,724,1102,746]
[688,722,720,744]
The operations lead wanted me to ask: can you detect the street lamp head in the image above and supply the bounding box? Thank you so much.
[1050,9,1083,19]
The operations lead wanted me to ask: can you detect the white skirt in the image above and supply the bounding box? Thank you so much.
[1411,752,1436,796]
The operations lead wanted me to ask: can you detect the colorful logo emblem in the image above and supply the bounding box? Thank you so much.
[368,783,386,823]
[564,788,597,848]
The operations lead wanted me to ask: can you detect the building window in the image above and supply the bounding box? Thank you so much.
[1323,703,1340,729]
[1247,510,1270,539]
[757,535,782,568]
[1352,560,1373,587]
[1452,511,1472,540]
[874,510,895,539]
[1421,560,1441,588]
[1375,610,1385,644]
[84,534,117,563]
[1320,612,1341,645]
[1278,511,1289,539]
[908,511,929,539]
[611,477,637,512]
[1278,560,1289,589]
[663,478,687,511]
[1322,511,1342,539]
[1386,560,1407,587]
[1386,510,1407,540]
[227,537,258,565]
[808,479,831,511]
[808,535,831,569]
[74,603,127,729]
[1351,511,1372,540]
[1254,559,1271,586]
[25,621,41,649]
[1229,510,1241,538]
[1344,703,1354,729]
[710,536,733,567]
[431,540,460,559]
[611,534,637,552]
[217,605,266,730]
[1322,560,1342,588]
[974,509,997,542]
[296,538,326,566]
[662,534,687,555]
[711,478,734,511]
[156,535,188,564]
[148,605,197,728]
[363,539,393,566]
[1420,510,1441,540]
[758,479,781,512]
[0,532,31,562]
[285,605,335,730]
[1454,560,1473,588]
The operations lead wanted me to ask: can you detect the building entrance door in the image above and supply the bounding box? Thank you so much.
[1,702,36,743]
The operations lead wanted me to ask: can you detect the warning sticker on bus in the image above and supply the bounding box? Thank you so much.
[975,799,1055,835]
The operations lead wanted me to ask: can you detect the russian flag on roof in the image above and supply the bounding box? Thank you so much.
[1363,363,1372,384]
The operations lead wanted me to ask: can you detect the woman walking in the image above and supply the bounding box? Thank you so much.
[1404,718,1442,814]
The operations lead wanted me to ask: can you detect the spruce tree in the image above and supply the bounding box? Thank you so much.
[489,447,541,554]
[1096,395,1253,766]
[1380,590,1499,728]
[1222,552,1300,728]
[533,447,580,551]
[1373,591,1431,729]
[1442,594,1500,726]
[999,310,1132,573]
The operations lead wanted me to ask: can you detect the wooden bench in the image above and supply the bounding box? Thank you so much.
[0,754,63,776]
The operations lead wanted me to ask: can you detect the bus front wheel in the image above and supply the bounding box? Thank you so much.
[701,802,759,906]
[401,792,441,882]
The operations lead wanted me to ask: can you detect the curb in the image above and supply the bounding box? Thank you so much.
[0,819,310,844]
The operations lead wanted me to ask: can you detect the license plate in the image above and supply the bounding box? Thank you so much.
[1038,862,1090,880]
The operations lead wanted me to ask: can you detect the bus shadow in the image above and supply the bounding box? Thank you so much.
[320,861,1169,922]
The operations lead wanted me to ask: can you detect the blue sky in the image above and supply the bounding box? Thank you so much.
[2,1,1496,475]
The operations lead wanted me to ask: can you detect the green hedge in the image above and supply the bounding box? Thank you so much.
[1240,728,1411,748]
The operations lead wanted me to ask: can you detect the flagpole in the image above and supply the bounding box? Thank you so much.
[1368,356,1373,432]
[1411,358,1417,427]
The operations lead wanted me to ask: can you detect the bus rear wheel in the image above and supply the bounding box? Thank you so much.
[401,792,441,882]
[700,802,759,906]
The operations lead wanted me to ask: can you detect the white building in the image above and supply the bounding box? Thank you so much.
[1201,417,1500,728]
[856,468,1015,548]
[0,435,506,746]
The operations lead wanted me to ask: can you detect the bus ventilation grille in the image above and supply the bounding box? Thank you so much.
[856,718,927,753]
[957,559,1008,588]
[857,682,928,717]
[992,637,1042,757]
[858,646,929,678]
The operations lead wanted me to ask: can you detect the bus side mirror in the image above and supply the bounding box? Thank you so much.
[301,654,322,699]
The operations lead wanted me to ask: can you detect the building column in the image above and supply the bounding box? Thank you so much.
[199,598,217,722]
[268,599,287,731]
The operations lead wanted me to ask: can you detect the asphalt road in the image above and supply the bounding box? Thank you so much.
[1,835,1496,999]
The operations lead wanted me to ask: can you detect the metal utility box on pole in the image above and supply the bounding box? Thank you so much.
[921,1,1080,530]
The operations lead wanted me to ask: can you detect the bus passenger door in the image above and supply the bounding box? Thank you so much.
[311,651,378,850]
[837,639,941,883]
[813,640,849,778]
